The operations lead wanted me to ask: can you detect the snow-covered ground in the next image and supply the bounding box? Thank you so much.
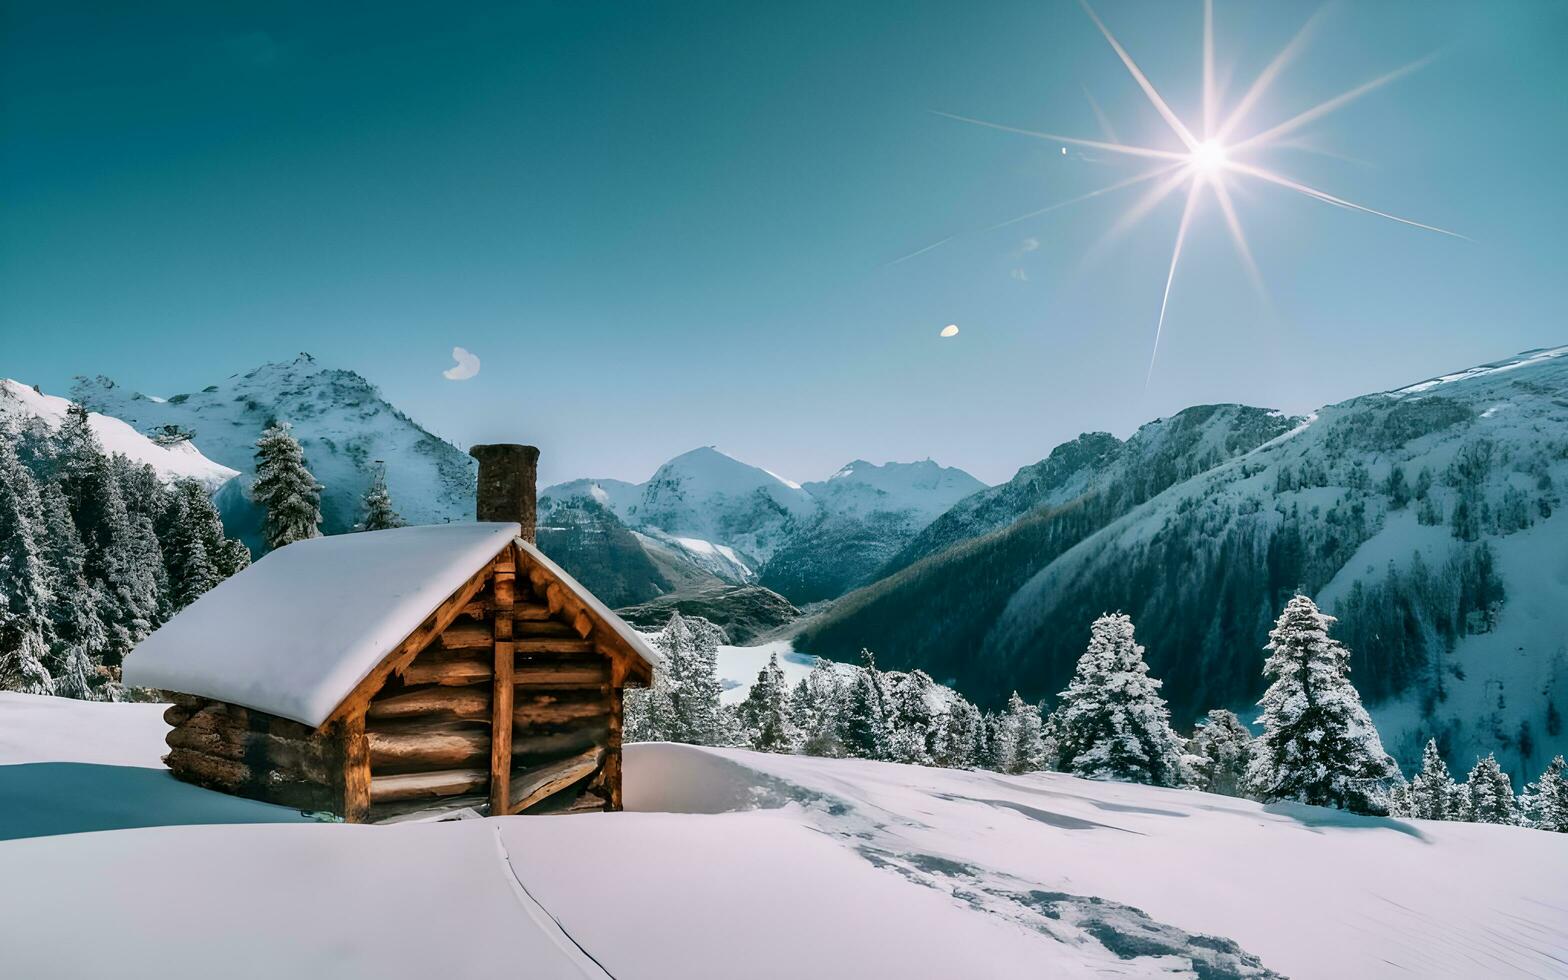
[2,693,1565,978]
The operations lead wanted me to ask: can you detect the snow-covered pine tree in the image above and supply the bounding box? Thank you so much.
[1408,739,1459,821]
[1188,709,1256,798]
[737,651,794,753]
[791,658,846,757]
[1463,754,1517,825]
[992,691,1047,775]
[1052,613,1187,787]
[160,494,217,610]
[839,649,891,760]
[0,441,56,695]
[251,422,322,551]
[37,481,105,698]
[359,462,404,531]
[934,695,985,769]
[52,406,160,663]
[887,669,937,765]
[1522,756,1568,833]
[652,612,726,746]
[1248,595,1402,814]
[172,479,249,578]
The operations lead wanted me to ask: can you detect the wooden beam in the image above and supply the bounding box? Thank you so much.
[369,768,489,803]
[513,638,597,655]
[508,747,603,814]
[490,547,516,815]
[368,728,490,770]
[438,622,493,651]
[513,603,552,622]
[513,663,610,688]
[401,656,492,687]
[339,714,371,823]
[366,685,490,723]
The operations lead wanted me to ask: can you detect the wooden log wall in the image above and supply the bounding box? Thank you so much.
[162,696,345,813]
[362,544,621,821]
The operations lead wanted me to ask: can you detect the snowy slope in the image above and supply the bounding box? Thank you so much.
[72,354,476,551]
[3,693,1565,979]
[0,379,237,490]
[983,346,1568,773]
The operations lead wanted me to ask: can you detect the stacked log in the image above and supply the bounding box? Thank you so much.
[161,698,340,812]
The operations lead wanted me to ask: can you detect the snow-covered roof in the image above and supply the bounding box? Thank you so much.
[124,523,522,727]
[514,538,661,674]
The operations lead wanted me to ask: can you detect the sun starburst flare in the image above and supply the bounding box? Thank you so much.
[914,0,1464,381]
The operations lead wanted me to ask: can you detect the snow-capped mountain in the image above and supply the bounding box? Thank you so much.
[631,447,818,564]
[800,346,1568,778]
[71,354,475,551]
[541,448,987,605]
[0,379,237,490]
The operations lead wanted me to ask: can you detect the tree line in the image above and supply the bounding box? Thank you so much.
[626,598,1568,834]
[1,409,402,699]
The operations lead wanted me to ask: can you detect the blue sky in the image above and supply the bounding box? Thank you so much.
[4,1,1565,486]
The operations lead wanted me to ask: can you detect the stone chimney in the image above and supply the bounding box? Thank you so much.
[470,444,540,543]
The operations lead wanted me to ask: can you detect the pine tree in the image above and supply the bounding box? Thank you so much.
[839,650,890,760]
[1408,739,1459,820]
[52,406,160,663]
[934,696,986,769]
[1464,754,1516,825]
[737,652,794,753]
[1188,709,1256,798]
[161,494,218,610]
[649,612,726,746]
[1052,613,1187,787]
[887,669,937,765]
[359,462,404,531]
[37,481,105,698]
[1248,595,1402,814]
[1522,756,1568,833]
[995,691,1047,774]
[0,441,56,695]
[171,479,249,578]
[791,658,846,757]
[252,422,322,551]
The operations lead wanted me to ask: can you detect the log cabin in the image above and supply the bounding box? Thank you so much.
[122,444,656,822]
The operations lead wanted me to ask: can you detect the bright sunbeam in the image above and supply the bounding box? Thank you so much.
[922,0,1463,382]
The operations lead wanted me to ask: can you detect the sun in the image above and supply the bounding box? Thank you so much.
[1189,139,1228,175]
[911,0,1464,382]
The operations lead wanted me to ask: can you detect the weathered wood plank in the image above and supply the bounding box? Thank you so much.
[513,603,552,622]
[513,620,580,638]
[439,622,493,651]
[369,767,489,803]
[513,638,597,655]
[513,663,610,687]
[490,550,516,815]
[402,656,493,687]
[512,727,607,761]
[339,714,371,822]
[368,728,490,770]
[509,748,604,814]
[366,684,490,723]
[512,696,611,727]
